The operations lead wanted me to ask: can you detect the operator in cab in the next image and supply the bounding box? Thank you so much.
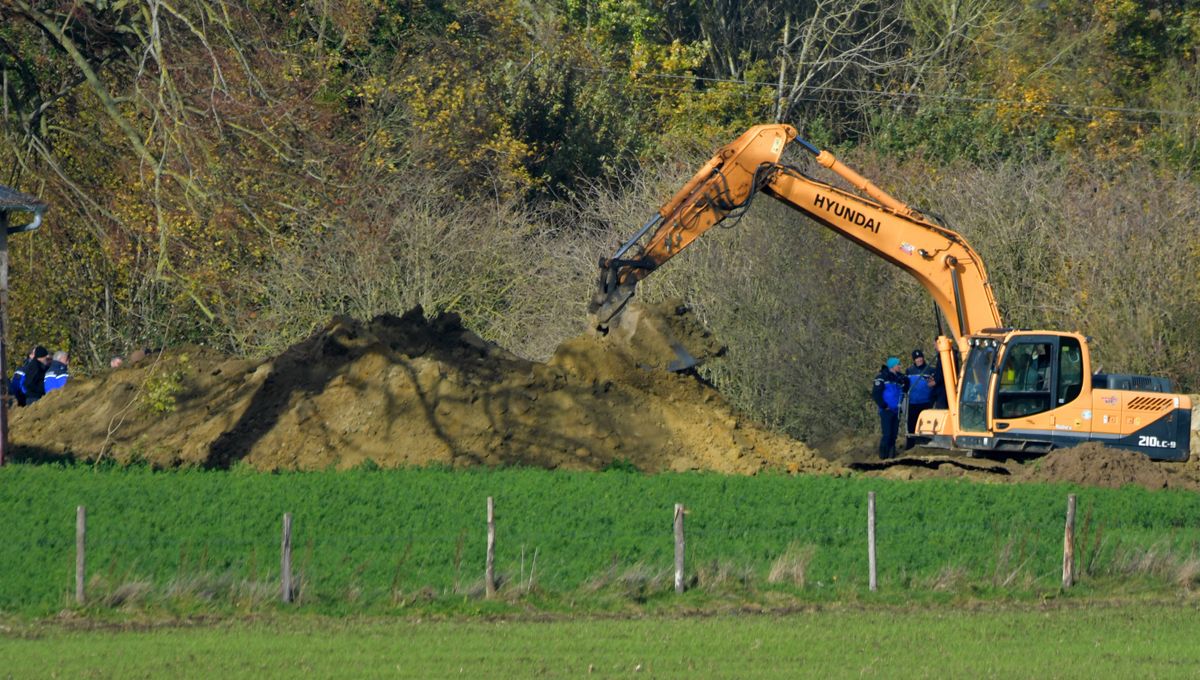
[872,357,910,459]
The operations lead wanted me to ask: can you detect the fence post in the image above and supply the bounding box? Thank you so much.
[1062,494,1077,590]
[281,512,293,603]
[674,503,686,594]
[485,496,496,598]
[867,492,877,592]
[75,505,86,605]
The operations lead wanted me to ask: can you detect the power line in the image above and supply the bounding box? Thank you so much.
[574,66,1200,120]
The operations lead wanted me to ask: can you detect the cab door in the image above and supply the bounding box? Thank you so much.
[954,341,997,449]
[1046,336,1093,445]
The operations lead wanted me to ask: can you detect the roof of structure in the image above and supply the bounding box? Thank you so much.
[0,185,47,212]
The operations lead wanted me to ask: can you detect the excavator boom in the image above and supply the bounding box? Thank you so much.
[590,125,1002,341]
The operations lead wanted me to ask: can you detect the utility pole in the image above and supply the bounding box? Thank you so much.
[0,186,47,466]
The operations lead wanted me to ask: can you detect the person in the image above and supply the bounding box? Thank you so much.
[17,346,51,405]
[904,349,936,449]
[8,347,36,406]
[44,351,69,394]
[872,356,910,459]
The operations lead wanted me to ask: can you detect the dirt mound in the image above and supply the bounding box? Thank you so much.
[10,302,835,475]
[1017,442,1198,491]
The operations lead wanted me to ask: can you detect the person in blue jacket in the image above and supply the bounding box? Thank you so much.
[43,351,69,394]
[904,349,937,450]
[872,356,910,459]
[10,345,49,406]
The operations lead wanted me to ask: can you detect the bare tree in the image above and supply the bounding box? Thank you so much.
[775,0,920,124]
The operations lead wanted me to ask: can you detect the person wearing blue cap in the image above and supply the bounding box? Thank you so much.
[872,356,910,459]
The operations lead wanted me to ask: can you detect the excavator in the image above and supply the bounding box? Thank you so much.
[589,124,1192,462]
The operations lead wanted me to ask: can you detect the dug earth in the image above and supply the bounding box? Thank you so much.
[11,302,1200,491]
[9,302,834,474]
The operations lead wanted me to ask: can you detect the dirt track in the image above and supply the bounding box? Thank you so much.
[10,302,1200,490]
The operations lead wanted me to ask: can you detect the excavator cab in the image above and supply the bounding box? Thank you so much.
[922,331,1192,460]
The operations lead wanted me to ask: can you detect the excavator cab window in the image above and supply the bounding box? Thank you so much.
[959,344,996,431]
[996,341,1054,418]
[1057,338,1083,404]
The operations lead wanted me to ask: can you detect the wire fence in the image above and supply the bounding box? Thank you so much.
[15,490,1199,613]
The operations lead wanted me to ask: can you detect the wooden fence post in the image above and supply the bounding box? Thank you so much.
[75,505,86,605]
[281,512,293,603]
[867,492,877,592]
[674,503,686,594]
[1062,494,1077,590]
[485,496,496,598]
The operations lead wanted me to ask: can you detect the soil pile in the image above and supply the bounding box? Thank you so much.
[1017,442,1198,491]
[10,302,834,475]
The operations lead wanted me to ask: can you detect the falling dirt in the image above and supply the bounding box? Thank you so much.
[8,301,834,475]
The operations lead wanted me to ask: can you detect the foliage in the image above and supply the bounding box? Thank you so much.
[1,0,1199,445]
[140,355,189,414]
[3,465,1200,616]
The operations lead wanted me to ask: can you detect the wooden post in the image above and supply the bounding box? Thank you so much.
[674,503,686,594]
[1062,494,1077,589]
[280,512,293,603]
[485,496,496,598]
[867,492,877,592]
[75,505,85,605]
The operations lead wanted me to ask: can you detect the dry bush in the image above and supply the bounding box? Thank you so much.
[391,586,438,608]
[767,543,817,587]
[1174,556,1200,589]
[991,535,1035,589]
[1106,541,1197,584]
[99,579,154,608]
[695,560,756,591]
[928,565,970,592]
[583,563,676,602]
[165,572,277,608]
[244,167,599,361]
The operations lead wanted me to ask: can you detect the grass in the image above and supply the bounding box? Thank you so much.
[4,463,1200,616]
[4,602,1200,678]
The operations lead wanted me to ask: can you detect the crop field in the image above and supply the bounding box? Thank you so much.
[4,603,1200,678]
[3,464,1200,616]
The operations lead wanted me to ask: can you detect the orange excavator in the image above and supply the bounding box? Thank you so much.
[589,124,1192,461]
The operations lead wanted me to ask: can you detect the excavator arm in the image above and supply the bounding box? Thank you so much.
[590,124,1003,341]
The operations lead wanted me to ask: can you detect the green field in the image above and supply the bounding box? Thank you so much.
[4,603,1199,678]
[3,464,1200,616]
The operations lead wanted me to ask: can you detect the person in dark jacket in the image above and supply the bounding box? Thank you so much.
[15,345,50,405]
[904,349,937,449]
[43,351,69,394]
[872,357,910,459]
[8,347,35,406]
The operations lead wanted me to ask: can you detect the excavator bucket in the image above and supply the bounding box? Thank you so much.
[592,300,723,373]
